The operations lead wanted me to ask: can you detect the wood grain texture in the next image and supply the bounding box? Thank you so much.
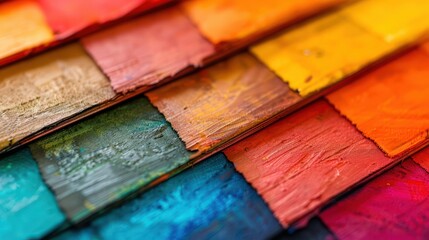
[0,0,54,60]
[321,160,429,239]
[37,0,171,38]
[146,53,302,153]
[30,97,192,222]
[181,0,345,44]
[82,7,215,93]
[57,154,282,240]
[251,8,395,96]
[0,148,65,239]
[0,43,115,151]
[224,100,394,227]
[327,47,429,157]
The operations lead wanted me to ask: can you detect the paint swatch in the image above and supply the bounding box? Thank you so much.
[0,43,115,151]
[37,0,170,38]
[82,7,215,93]
[321,160,429,239]
[0,0,53,60]
[146,53,301,153]
[0,148,65,239]
[181,0,345,44]
[327,46,429,157]
[252,0,429,96]
[56,154,281,240]
[224,100,394,227]
[30,97,191,222]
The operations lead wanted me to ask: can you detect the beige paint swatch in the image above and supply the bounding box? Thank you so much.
[0,43,115,150]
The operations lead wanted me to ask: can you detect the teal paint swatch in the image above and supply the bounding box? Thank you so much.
[57,153,282,240]
[0,148,65,240]
[30,97,192,222]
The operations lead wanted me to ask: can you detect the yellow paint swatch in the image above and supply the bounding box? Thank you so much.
[252,0,429,96]
[0,0,54,60]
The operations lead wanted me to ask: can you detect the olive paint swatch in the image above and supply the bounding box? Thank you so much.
[30,97,191,222]
[0,43,115,151]
[146,53,301,153]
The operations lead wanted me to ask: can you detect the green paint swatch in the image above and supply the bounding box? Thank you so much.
[30,97,191,222]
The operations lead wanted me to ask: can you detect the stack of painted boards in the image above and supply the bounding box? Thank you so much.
[1,0,429,239]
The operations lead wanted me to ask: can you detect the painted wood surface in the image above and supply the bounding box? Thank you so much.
[321,160,429,239]
[0,148,65,240]
[57,154,282,240]
[181,0,345,44]
[0,43,115,152]
[412,147,429,172]
[0,0,53,60]
[37,0,171,38]
[30,97,191,222]
[146,53,302,153]
[327,46,429,157]
[251,0,429,97]
[224,100,394,227]
[82,7,215,93]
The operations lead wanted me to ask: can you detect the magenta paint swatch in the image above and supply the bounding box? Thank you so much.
[321,159,429,239]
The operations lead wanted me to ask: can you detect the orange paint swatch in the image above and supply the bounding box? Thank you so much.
[327,46,429,157]
[224,100,394,227]
[0,0,54,60]
[146,53,301,153]
[181,0,345,44]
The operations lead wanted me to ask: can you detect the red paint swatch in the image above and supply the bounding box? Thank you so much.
[321,160,429,239]
[412,147,429,172]
[38,0,170,38]
[224,100,393,227]
[82,7,215,93]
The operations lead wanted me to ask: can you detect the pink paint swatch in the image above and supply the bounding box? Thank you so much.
[224,100,393,227]
[321,160,429,239]
[82,7,215,93]
[38,0,170,38]
[412,147,429,172]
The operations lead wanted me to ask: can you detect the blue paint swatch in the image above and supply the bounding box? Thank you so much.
[0,148,65,240]
[58,153,281,240]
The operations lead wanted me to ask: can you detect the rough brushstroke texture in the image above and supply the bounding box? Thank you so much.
[412,147,429,173]
[0,148,65,240]
[341,0,429,44]
[82,7,215,93]
[146,53,301,153]
[0,43,115,151]
[57,154,282,240]
[327,47,429,157]
[224,100,393,227]
[37,0,171,38]
[0,0,54,60]
[181,0,345,44]
[321,160,429,239]
[30,97,191,222]
[251,10,394,96]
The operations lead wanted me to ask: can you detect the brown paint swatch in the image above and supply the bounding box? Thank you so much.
[146,53,301,153]
[82,7,215,94]
[0,43,115,150]
[224,100,394,227]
